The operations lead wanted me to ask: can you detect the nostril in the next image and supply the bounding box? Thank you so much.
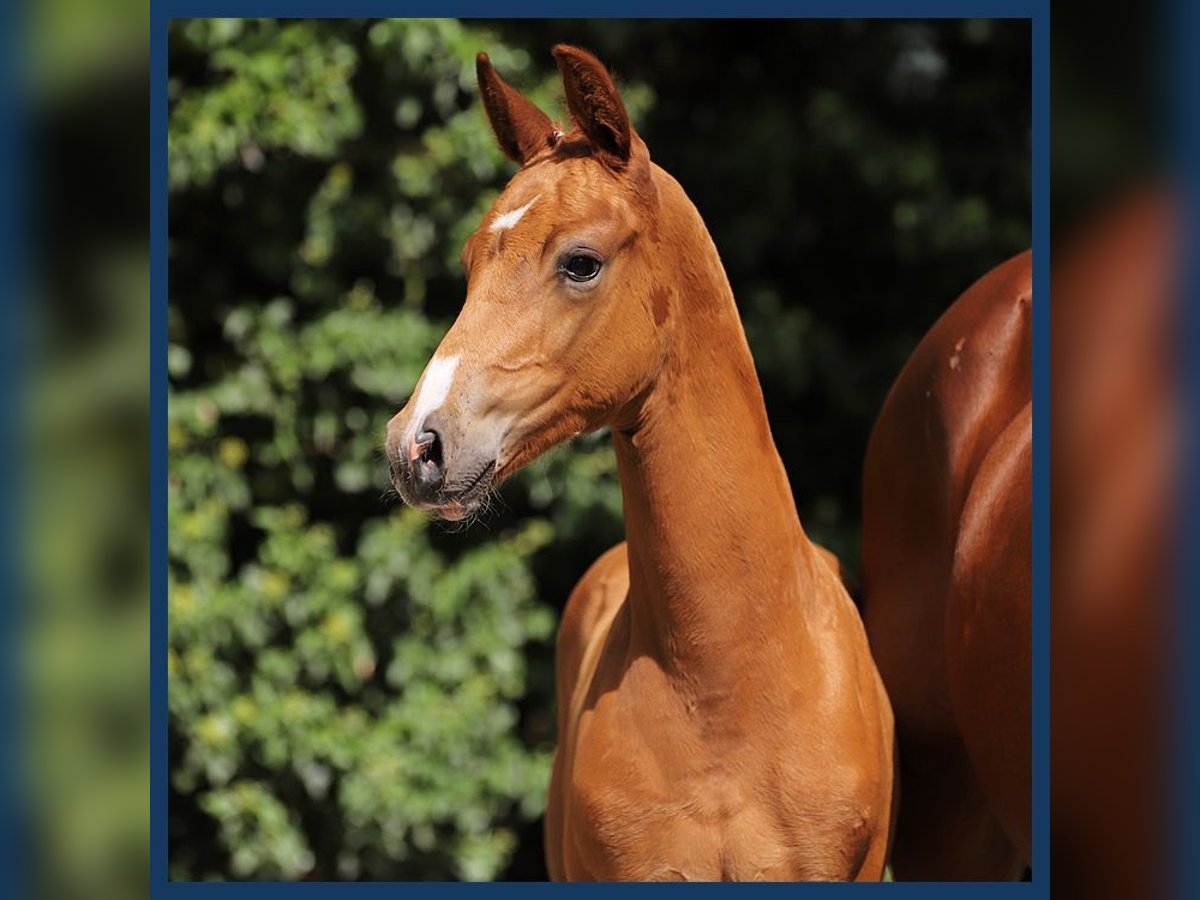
[416,429,443,468]
[415,429,438,459]
[411,427,444,493]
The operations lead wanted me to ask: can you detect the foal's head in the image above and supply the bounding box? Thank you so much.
[387,46,677,520]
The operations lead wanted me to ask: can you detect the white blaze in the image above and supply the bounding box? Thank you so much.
[489,196,538,233]
[405,354,459,445]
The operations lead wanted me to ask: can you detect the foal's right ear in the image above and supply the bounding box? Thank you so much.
[552,44,632,167]
[476,52,556,165]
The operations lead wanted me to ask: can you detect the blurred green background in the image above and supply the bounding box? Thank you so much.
[26,3,149,900]
[167,18,1029,881]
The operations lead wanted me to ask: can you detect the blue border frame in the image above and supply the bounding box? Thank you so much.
[1,0,27,897]
[152,2,1048,893]
[1172,0,1200,895]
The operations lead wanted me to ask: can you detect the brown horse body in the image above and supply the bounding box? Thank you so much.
[861,252,1032,879]
[386,46,894,881]
[1051,189,1173,900]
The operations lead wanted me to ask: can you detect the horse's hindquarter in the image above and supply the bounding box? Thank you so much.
[863,251,1032,740]
[861,250,1031,879]
[549,546,893,881]
[947,403,1032,859]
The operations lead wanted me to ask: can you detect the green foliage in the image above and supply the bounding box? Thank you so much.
[169,19,363,190]
[169,18,625,881]
[168,18,1028,881]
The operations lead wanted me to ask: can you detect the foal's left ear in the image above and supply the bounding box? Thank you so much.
[553,44,632,167]
[477,52,556,164]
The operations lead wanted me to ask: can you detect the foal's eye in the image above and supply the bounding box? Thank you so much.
[560,251,603,283]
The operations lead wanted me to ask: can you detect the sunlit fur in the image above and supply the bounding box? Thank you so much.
[861,252,1032,880]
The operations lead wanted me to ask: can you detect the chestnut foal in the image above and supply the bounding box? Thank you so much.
[387,46,895,881]
[861,252,1032,880]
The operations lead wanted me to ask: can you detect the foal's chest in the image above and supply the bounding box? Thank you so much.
[560,686,859,881]
[565,770,798,880]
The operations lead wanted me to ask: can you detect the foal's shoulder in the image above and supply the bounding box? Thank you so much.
[567,542,629,609]
[556,543,629,691]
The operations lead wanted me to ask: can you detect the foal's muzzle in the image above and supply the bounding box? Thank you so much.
[386,411,498,520]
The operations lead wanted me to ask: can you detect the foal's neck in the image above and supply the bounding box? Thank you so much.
[615,170,825,692]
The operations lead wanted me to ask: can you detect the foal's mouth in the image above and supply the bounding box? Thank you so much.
[434,460,497,521]
[389,459,496,522]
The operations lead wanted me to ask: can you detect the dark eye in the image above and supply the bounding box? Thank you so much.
[560,251,603,283]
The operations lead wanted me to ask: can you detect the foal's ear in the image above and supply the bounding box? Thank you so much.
[476,52,556,165]
[552,44,632,166]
